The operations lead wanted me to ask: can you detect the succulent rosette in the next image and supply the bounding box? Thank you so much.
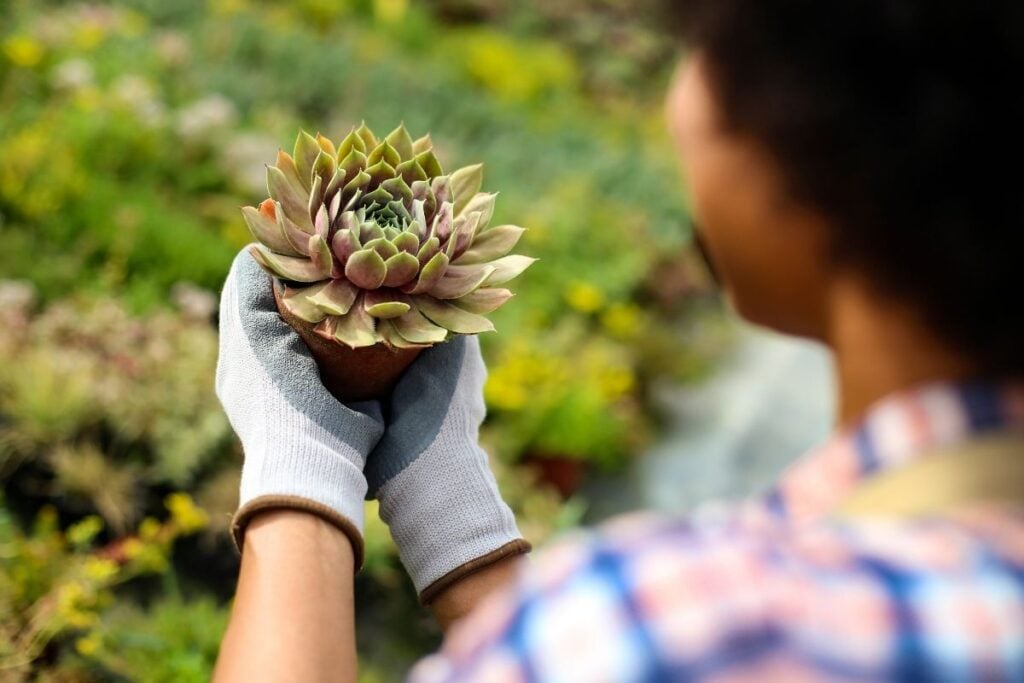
[243,123,535,349]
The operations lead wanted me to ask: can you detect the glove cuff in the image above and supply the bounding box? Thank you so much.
[231,495,366,570]
[418,538,532,605]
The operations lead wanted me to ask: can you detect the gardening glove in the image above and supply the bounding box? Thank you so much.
[215,248,385,568]
[365,334,531,604]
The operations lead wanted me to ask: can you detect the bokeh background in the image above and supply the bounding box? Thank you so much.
[0,1,831,680]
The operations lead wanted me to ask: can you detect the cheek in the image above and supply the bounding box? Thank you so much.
[686,154,830,338]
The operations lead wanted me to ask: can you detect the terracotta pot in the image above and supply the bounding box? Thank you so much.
[521,452,589,499]
[274,284,423,402]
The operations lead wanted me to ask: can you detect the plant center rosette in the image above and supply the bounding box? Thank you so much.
[242,123,535,399]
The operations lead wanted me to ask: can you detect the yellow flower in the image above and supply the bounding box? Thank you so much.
[138,517,162,541]
[67,516,104,548]
[57,581,99,628]
[485,373,528,411]
[82,557,119,583]
[3,36,44,68]
[75,632,102,658]
[211,0,248,16]
[373,0,408,23]
[597,367,635,399]
[121,538,144,560]
[73,24,107,50]
[565,282,605,314]
[601,303,643,339]
[165,493,209,534]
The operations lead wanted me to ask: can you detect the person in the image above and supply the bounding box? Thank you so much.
[212,1,1024,680]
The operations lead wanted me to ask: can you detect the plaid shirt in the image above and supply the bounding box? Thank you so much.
[409,381,1024,682]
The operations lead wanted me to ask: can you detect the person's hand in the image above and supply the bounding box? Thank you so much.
[215,248,385,568]
[365,335,531,604]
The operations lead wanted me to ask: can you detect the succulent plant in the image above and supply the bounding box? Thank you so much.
[243,123,535,349]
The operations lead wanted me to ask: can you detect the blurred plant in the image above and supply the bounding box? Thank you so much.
[0,284,232,532]
[0,493,208,678]
[73,593,229,683]
[456,29,579,102]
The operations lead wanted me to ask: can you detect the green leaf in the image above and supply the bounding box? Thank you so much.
[427,263,494,299]
[267,166,314,233]
[385,123,414,161]
[367,140,401,168]
[307,234,337,278]
[454,225,526,264]
[363,186,395,207]
[364,237,399,260]
[431,176,453,205]
[276,150,306,195]
[248,244,325,283]
[313,203,331,239]
[242,204,302,257]
[343,169,372,197]
[393,231,420,254]
[365,160,396,187]
[359,222,386,243]
[275,201,314,255]
[411,134,434,156]
[460,192,497,231]
[379,319,432,349]
[416,236,441,265]
[414,295,496,334]
[336,128,367,160]
[281,282,330,323]
[482,255,537,286]
[403,251,449,294]
[313,151,337,193]
[308,279,359,315]
[355,121,378,151]
[447,212,481,259]
[333,298,379,348]
[316,133,336,156]
[431,202,454,242]
[364,289,412,319]
[454,287,514,314]
[380,176,413,205]
[382,251,420,287]
[414,149,443,178]
[338,148,368,182]
[331,228,360,264]
[449,163,484,216]
[392,307,449,344]
[307,174,324,225]
[396,159,429,185]
[293,130,322,192]
[344,249,387,289]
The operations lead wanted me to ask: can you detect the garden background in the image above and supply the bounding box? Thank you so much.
[0,1,809,680]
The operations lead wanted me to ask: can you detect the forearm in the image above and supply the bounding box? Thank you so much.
[214,511,358,683]
[429,554,526,632]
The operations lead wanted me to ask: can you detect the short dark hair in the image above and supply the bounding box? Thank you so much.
[669,1,1024,376]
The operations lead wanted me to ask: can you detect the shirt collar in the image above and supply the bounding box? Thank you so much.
[765,380,1024,523]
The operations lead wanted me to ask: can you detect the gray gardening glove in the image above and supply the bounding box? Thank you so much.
[365,335,531,604]
[215,248,385,568]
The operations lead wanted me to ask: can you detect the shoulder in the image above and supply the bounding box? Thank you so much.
[410,504,1024,682]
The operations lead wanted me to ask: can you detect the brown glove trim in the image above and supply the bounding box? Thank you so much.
[231,495,364,571]
[418,538,533,606]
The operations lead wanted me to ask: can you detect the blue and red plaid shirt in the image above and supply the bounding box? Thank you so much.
[410,381,1024,682]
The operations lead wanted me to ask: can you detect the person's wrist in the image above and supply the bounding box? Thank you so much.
[240,508,357,561]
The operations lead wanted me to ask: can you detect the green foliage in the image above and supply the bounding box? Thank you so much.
[0,495,209,680]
